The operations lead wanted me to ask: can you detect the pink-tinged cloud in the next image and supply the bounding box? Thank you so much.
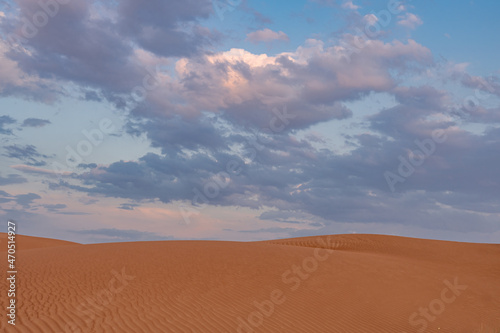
[134,38,432,136]
[11,164,73,176]
[397,13,423,30]
[246,28,289,44]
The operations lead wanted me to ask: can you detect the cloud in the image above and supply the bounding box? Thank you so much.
[246,28,289,43]
[0,115,16,135]
[2,0,499,240]
[15,193,41,208]
[259,210,311,224]
[54,211,91,216]
[362,14,378,25]
[0,0,217,103]
[246,8,272,25]
[11,164,72,176]
[309,0,338,7]
[73,228,173,242]
[114,0,214,57]
[37,35,453,234]
[79,197,99,206]
[3,144,50,166]
[460,106,500,123]
[0,38,58,101]
[341,1,360,10]
[127,38,430,147]
[0,190,11,197]
[0,187,14,205]
[42,204,67,212]
[0,173,27,185]
[54,76,500,235]
[1,1,432,159]
[236,227,297,233]
[461,74,500,97]
[21,118,51,128]
[83,91,102,102]
[118,203,140,210]
[397,13,423,30]
[78,163,98,169]
[0,191,42,211]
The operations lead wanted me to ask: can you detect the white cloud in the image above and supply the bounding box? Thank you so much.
[342,1,359,10]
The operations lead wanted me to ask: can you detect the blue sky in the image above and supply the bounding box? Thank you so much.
[0,0,499,244]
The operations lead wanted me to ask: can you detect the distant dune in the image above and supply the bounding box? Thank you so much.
[0,233,79,252]
[1,233,499,332]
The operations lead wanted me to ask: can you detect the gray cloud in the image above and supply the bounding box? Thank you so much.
[82,91,102,102]
[54,211,91,215]
[118,203,140,210]
[3,144,50,166]
[21,118,51,128]
[1,0,499,240]
[15,193,41,208]
[461,74,500,97]
[233,227,297,233]
[115,0,214,57]
[0,115,16,135]
[0,191,42,211]
[42,202,89,215]
[1,0,218,103]
[42,203,67,212]
[0,173,28,185]
[51,79,500,235]
[73,228,173,242]
[77,163,98,170]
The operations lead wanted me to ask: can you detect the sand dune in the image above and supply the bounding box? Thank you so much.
[1,233,499,332]
[0,233,79,252]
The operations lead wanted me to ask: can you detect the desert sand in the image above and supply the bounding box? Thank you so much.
[1,233,499,332]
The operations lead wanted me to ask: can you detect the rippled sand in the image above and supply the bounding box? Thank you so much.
[1,233,499,332]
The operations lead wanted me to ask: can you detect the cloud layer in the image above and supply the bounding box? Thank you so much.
[1,0,499,242]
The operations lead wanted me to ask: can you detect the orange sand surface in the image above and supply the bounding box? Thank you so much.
[1,233,499,332]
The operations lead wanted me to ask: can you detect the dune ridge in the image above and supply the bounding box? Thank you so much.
[1,233,499,332]
[0,233,80,252]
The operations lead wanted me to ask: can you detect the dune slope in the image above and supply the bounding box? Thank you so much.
[1,233,499,332]
[0,233,79,252]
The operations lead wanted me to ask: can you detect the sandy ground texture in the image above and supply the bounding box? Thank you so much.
[0,233,499,332]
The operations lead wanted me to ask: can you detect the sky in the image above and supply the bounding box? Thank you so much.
[0,0,499,244]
